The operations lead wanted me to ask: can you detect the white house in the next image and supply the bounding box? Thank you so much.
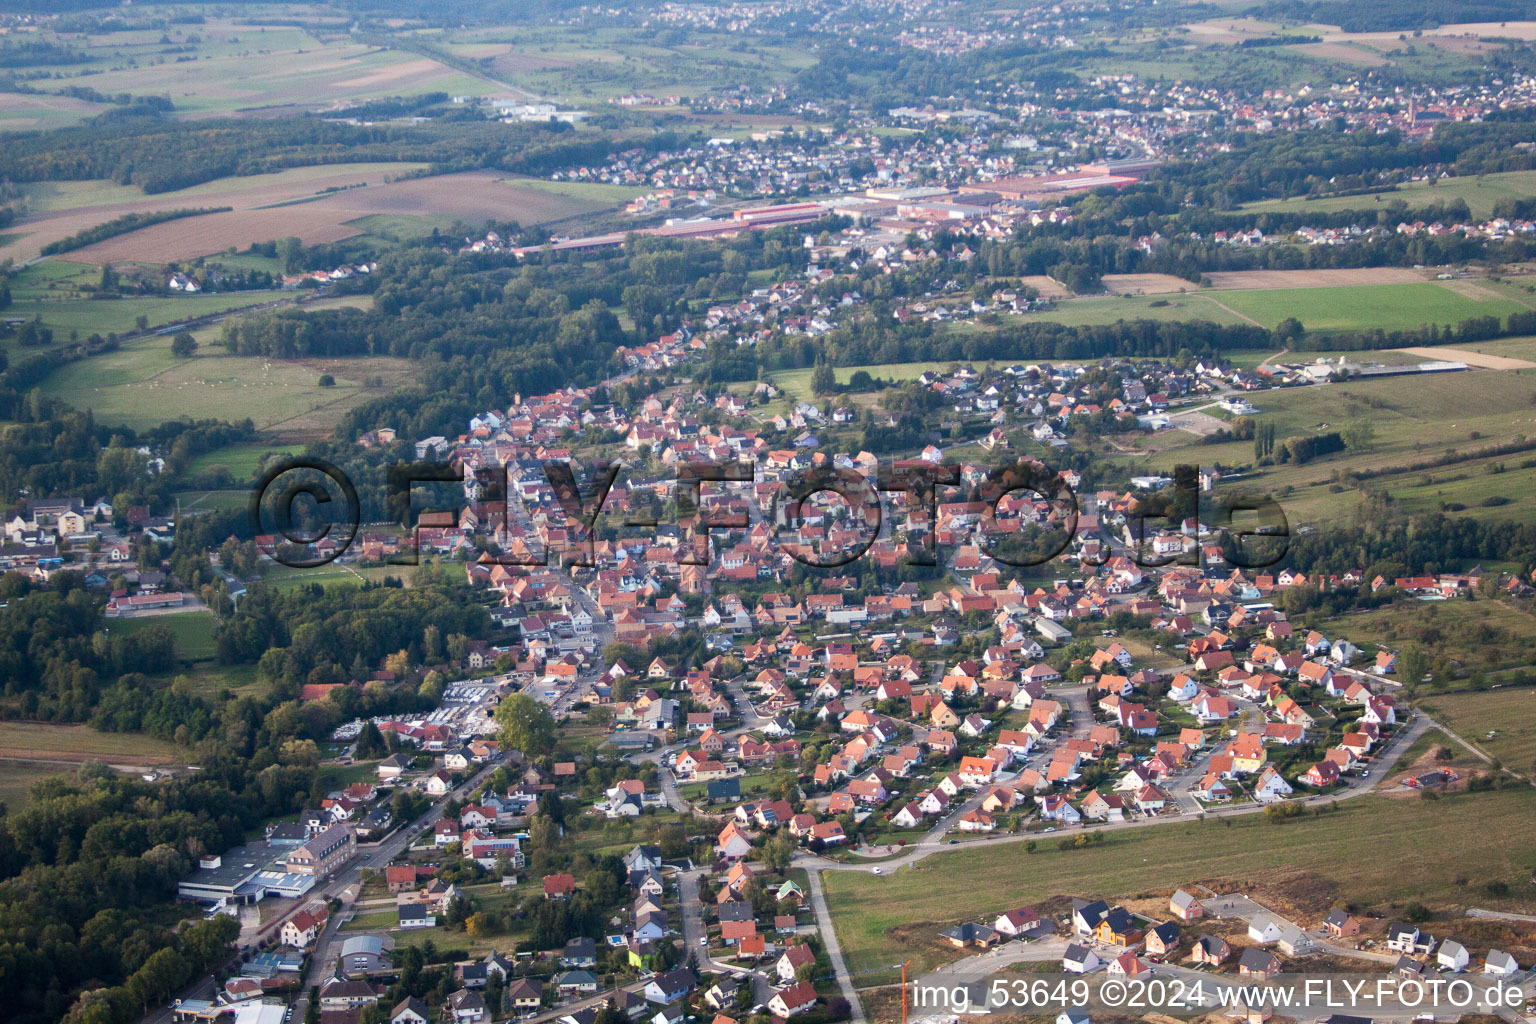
[1437,939,1469,973]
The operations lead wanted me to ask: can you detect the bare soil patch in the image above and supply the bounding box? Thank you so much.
[1021,274,1072,299]
[1102,273,1197,295]
[1294,41,1389,65]
[57,171,610,264]
[1203,267,1432,290]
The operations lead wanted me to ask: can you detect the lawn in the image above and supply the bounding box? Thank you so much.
[0,722,184,764]
[823,787,1536,987]
[1421,687,1536,774]
[109,611,220,662]
[1217,282,1524,333]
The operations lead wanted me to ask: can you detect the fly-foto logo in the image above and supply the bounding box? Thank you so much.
[250,456,1289,570]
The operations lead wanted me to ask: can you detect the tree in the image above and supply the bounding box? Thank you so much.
[170,331,198,358]
[1395,646,1429,688]
[810,360,836,396]
[496,693,557,759]
[1341,417,1376,451]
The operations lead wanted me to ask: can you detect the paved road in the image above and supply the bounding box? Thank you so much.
[805,867,867,1023]
[794,710,1439,1020]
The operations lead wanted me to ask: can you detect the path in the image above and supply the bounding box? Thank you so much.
[806,867,867,1023]
[1196,293,1265,327]
[795,710,1438,1018]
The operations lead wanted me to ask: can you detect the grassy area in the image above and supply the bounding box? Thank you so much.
[1023,293,1249,328]
[1217,282,1524,333]
[1422,687,1536,773]
[183,443,306,481]
[1240,170,1536,220]
[824,787,1536,987]
[771,361,968,403]
[109,610,220,662]
[0,760,74,810]
[0,722,184,764]
[1119,369,1536,527]
[4,289,290,343]
[41,339,414,439]
[1326,599,1536,680]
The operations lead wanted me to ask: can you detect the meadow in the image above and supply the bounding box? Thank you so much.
[0,760,75,810]
[823,787,1536,986]
[1215,281,1525,333]
[1324,600,1536,681]
[1241,169,1536,220]
[40,337,416,439]
[0,722,184,765]
[184,443,307,481]
[1120,369,1536,527]
[1423,687,1536,773]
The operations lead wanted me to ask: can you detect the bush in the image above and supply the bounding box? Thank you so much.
[317,374,336,387]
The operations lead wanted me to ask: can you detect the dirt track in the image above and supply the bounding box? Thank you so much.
[1394,346,1536,370]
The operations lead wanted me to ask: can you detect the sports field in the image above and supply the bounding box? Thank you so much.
[824,787,1536,986]
[109,611,221,662]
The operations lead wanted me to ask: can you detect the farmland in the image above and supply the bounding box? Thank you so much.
[1240,169,1536,220]
[10,20,488,119]
[46,171,614,265]
[823,787,1536,987]
[2,162,430,264]
[1423,688,1536,772]
[0,722,185,766]
[1119,368,1536,526]
[1214,281,1525,333]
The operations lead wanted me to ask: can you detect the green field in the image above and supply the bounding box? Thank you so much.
[1123,369,1536,526]
[1023,293,1249,328]
[0,760,74,811]
[41,338,414,438]
[1217,282,1524,333]
[1422,688,1536,772]
[1241,169,1536,220]
[184,443,307,481]
[824,787,1536,986]
[109,611,220,662]
[771,361,967,402]
[6,291,293,340]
